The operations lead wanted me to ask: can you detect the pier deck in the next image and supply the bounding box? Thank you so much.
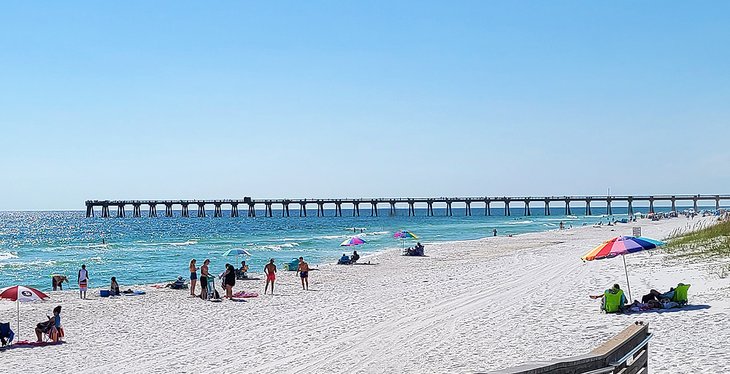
[85,194,729,218]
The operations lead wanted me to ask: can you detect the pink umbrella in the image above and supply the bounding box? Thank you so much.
[340,236,365,246]
[0,286,50,340]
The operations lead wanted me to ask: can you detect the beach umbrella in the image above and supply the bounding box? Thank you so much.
[0,285,50,340]
[393,230,418,239]
[223,248,252,257]
[394,230,418,249]
[340,237,365,246]
[224,248,252,269]
[581,236,665,301]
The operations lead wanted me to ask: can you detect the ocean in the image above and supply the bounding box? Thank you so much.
[0,206,688,289]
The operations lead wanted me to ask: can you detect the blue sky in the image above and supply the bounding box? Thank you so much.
[1,2,729,210]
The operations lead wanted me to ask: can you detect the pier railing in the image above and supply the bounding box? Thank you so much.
[85,194,730,218]
[485,322,651,374]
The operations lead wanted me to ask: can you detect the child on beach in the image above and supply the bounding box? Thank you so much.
[264,259,277,295]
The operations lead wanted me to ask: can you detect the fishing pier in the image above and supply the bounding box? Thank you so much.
[85,194,729,218]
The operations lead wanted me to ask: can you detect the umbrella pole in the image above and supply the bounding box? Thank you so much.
[622,255,632,302]
[17,299,20,341]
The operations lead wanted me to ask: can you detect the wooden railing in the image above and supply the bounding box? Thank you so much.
[486,322,651,374]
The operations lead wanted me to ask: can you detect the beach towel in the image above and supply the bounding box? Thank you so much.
[232,291,259,298]
[7,340,64,348]
[122,290,146,296]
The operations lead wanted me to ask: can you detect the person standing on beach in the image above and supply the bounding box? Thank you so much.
[78,264,89,299]
[189,259,198,297]
[264,259,277,295]
[297,257,309,290]
[493,228,497,237]
[200,259,210,300]
[223,263,235,299]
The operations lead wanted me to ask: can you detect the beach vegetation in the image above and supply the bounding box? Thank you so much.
[664,218,730,258]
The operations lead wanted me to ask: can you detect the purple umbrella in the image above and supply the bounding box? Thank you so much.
[340,237,365,246]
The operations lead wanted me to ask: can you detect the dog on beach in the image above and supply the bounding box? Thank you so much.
[52,275,68,291]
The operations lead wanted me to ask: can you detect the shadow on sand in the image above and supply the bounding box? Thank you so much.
[627,304,711,314]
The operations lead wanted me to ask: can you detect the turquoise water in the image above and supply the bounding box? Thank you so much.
[0,206,682,289]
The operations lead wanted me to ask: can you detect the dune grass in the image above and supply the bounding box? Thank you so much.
[665,218,730,258]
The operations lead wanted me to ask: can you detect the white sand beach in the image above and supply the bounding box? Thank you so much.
[2,217,728,373]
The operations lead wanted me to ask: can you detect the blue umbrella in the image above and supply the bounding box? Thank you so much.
[224,249,252,257]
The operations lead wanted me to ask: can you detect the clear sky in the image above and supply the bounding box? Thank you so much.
[1,2,729,210]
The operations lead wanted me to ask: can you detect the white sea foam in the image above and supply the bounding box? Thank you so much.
[0,259,56,268]
[507,220,533,225]
[0,251,18,261]
[169,240,198,246]
[255,242,301,251]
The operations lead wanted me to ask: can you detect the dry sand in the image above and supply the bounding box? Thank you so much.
[1,217,728,373]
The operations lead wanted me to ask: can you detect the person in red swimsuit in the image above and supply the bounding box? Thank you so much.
[264,259,277,295]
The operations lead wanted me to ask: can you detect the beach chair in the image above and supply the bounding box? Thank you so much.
[207,277,220,300]
[603,289,624,313]
[671,283,691,305]
[47,326,64,343]
[0,322,14,346]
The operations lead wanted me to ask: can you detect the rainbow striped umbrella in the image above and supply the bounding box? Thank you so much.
[393,230,418,239]
[340,236,365,246]
[582,236,665,301]
[394,230,418,250]
[582,236,664,261]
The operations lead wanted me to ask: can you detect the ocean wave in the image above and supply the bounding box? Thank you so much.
[0,259,56,269]
[362,231,388,236]
[0,251,18,261]
[319,235,351,240]
[507,220,533,225]
[256,242,301,251]
[169,240,198,246]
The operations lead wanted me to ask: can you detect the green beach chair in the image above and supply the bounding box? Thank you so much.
[671,283,691,305]
[603,289,624,313]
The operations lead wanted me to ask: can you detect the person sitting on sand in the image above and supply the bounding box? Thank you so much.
[350,251,360,264]
[35,305,62,343]
[659,287,675,301]
[415,242,424,256]
[237,261,249,279]
[641,289,661,303]
[590,284,627,311]
[165,276,187,289]
[338,253,351,265]
[110,277,121,296]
